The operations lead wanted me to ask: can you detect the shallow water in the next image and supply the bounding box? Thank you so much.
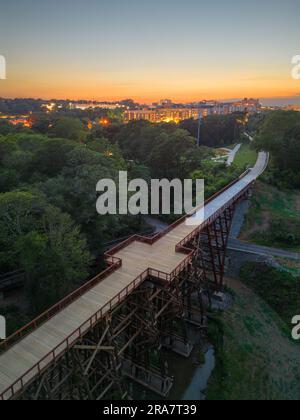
[130,346,216,401]
[181,347,215,400]
[129,323,216,401]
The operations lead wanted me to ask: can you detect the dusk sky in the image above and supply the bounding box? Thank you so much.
[1,0,300,103]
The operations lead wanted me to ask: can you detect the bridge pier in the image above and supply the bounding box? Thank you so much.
[161,333,194,358]
[122,359,173,398]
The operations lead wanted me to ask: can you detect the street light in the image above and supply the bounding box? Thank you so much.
[197,111,202,147]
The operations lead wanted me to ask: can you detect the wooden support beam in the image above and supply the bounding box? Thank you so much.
[74,345,115,352]
[84,324,110,376]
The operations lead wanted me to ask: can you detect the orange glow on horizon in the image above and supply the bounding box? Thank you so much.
[0,66,299,104]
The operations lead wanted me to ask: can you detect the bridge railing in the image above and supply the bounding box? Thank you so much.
[0,264,148,400]
[176,181,254,252]
[0,168,253,355]
[0,248,199,400]
[106,168,252,258]
[1,260,194,401]
[0,168,255,400]
[0,255,122,352]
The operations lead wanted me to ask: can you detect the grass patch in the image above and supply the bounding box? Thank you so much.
[240,262,300,328]
[233,143,257,170]
[206,278,300,400]
[240,182,300,251]
[275,257,300,276]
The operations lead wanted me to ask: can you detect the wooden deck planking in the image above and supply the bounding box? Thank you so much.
[0,153,268,398]
[0,226,210,392]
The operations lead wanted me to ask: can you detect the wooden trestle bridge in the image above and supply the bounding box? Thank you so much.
[0,152,268,400]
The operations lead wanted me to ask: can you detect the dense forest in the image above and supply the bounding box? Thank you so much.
[252,111,300,188]
[179,113,245,148]
[0,115,242,322]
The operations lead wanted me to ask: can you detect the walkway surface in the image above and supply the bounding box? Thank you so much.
[0,152,268,399]
[244,132,254,142]
[227,144,242,166]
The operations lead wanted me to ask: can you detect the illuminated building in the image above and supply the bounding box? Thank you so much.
[69,102,125,110]
[41,103,56,112]
[0,113,33,128]
[9,117,32,128]
[159,99,173,108]
[124,99,260,123]
[214,98,260,114]
[124,108,203,123]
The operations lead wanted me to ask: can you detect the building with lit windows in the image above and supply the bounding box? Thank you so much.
[124,98,260,123]
[124,108,205,123]
[69,102,125,110]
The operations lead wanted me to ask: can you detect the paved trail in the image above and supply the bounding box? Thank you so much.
[227,144,242,166]
[228,238,300,261]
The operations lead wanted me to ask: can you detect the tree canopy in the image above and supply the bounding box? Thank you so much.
[179,114,244,147]
[115,120,213,179]
[0,191,91,313]
[253,111,300,187]
[0,114,246,319]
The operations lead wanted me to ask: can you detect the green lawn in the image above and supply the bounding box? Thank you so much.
[233,143,258,170]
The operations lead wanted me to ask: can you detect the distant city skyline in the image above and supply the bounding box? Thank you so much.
[0,0,300,103]
[260,96,300,107]
[1,95,300,108]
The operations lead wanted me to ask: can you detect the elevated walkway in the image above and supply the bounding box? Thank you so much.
[0,152,268,400]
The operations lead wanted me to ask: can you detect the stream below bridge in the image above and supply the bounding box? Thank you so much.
[129,325,216,401]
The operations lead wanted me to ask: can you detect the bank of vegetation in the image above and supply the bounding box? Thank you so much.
[240,181,300,251]
[206,275,300,400]
[207,110,300,400]
[234,143,257,170]
[240,111,300,251]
